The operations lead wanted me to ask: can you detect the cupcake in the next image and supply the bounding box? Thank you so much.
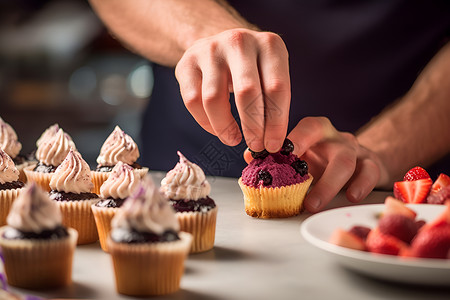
[0,117,35,182]
[160,151,217,253]
[24,127,75,191]
[0,149,25,226]
[49,149,99,245]
[0,182,78,289]
[108,175,192,296]
[238,139,313,218]
[91,126,148,194]
[92,161,140,251]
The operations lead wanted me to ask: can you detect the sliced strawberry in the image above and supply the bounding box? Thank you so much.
[382,196,417,219]
[378,214,418,244]
[393,178,432,204]
[431,173,450,194]
[427,185,450,205]
[366,228,409,256]
[421,200,450,231]
[410,224,450,259]
[329,228,367,251]
[403,166,431,181]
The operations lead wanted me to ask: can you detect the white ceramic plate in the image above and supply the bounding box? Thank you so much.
[300,204,450,286]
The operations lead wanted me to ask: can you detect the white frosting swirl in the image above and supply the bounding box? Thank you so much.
[100,161,139,199]
[160,151,211,201]
[36,124,76,150]
[35,128,73,167]
[0,117,22,159]
[111,175,179,234]
[96,126,139,167]
[49,149,94,193]
[6,182,62,233]
[0,149,20,184]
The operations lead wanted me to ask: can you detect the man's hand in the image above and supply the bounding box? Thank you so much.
[175,28,291,153]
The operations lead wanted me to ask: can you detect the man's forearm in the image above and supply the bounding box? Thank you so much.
[357,41,450,187]
[88,0,255,66]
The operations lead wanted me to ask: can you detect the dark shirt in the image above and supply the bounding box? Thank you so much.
[140,0,450,178]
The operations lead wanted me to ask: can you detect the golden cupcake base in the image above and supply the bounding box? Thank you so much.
[238,175,313,218]
[108,232,192,296]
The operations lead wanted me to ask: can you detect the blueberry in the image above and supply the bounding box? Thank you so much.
[280,138,294,155]
[291,159,308,176]
[249,149,269,159]
[258,170,273,186]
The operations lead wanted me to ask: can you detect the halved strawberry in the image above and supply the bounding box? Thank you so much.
[410,224,450,259]
[403,166,431,181]
[382,196,417,219]
[366,228,409,256]
[329,228,367,251]
[431,173,450,194]
[393,178,432,204]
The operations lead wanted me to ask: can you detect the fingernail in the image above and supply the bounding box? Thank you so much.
[265,140,281,153]
[306,198,322,212]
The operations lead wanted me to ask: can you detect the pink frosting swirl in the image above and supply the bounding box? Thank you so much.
[0,149,19,184]
[35,128,74,167]
[0,117,22,159]
[96,126,139,167]
[100,161,140,199]
[49,149,94,193]
[111,175,179,234]
[7,182,62,233]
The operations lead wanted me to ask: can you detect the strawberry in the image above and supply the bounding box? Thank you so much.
[366,228,409,256]
[410,225,450,259]
[382,196,417,219]
[427,185,450,205]
[421,200,450,231]
[393,178,432,204]
[431,173,450,194]
[348,225,371,241]
[329,228,367,251]
[378,214,418,244]
[403,166,430,181]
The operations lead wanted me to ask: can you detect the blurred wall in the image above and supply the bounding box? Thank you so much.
[0,0,153,167]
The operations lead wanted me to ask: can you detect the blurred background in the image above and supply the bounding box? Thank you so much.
[0,0,152,167]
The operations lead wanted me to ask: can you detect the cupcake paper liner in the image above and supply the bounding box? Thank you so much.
[176,207,218,253]
[238,175,313,218]
[16,161,34,183]
[0,227,78,289]
[56,199,99,245]
[91,167,149,195]
[107,231,192,296]
[23,164,53,192]
[0,188,23,226]
[91,205,118,252]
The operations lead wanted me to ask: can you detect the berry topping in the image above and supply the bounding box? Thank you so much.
[249,149,269,159]
[403,166,431,181]
[291,159,308,176]
[280,138,294,155]
[393,178,432,204]
[258,170,273,186]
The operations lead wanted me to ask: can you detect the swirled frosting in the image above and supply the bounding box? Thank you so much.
[96,126,139,167]
[6,182,62,233]
[49,149,94,193]
[111,175,179,234]
[0,117,22,159]
[160,151,210,201]
[100,161,139,199]
[35,128,73,167]
[36,123,76,150]
[0,149,19,184]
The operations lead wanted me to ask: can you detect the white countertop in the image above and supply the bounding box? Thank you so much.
[8,173,450,300]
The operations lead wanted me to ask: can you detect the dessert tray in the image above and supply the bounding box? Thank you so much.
[300,204,450,286]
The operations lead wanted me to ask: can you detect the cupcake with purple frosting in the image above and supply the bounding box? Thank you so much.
[92,161,140,251]
[160,151,217,253]
[108,175,192,296]
[238,139,313,218]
